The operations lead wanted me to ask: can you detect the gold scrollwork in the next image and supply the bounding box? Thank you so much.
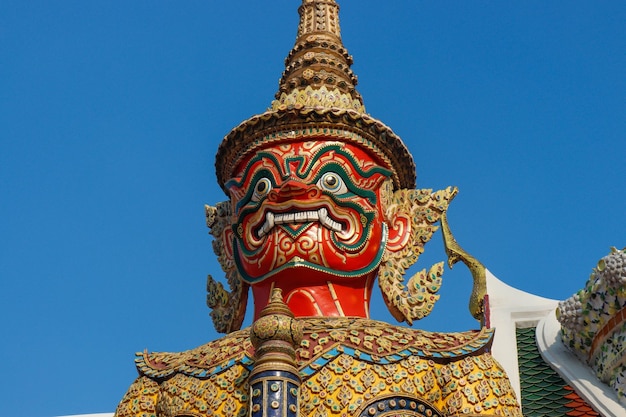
[205,202,249,333]
[378,184,457,324]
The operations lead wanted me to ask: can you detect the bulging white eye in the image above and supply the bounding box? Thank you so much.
[317,172,348,195]
[252,177,272,202]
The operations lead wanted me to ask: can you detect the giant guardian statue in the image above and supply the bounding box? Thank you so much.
[115,1,523,416]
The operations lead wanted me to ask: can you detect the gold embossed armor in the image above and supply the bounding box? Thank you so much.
[115,318,521,417]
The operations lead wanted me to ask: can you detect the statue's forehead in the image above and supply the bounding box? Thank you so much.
[234,139,385,176]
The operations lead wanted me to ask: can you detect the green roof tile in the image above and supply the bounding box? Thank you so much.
[516,327,599,417]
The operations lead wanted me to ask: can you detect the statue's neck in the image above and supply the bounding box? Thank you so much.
[251,273,376,320]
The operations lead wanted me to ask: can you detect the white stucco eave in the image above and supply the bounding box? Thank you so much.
[485,269,559,401]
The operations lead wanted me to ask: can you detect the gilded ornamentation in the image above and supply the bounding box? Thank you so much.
[278,0,361,105]
[215,108,416,194]
[272,85,364,113]
[115,318,521,417]
[249,288,302,417]
[205,201,248,333]
[250,289,303,358]
[441,212,487,324]
[297,0,341,38]
[378,185,457,324]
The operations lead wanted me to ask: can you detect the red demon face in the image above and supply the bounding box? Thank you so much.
[225,140,392,286]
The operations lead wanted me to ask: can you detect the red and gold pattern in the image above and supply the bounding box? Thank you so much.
[115,318,522,417]
[207,137,457,322]
[224,140,394,319]
[205,131,460,323]
[228,141,389,282]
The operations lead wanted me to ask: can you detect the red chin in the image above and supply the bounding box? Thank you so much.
[250,267,377,320]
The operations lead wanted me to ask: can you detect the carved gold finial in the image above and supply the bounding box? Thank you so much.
[250,288,303,359]
[272,0,364,112]
[249,288,302,417]
[440,212,487,324]
[296,0,342,38]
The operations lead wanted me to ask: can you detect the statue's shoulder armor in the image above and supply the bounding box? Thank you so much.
[134,328,254,381]
[297,318,494,375]
[134,318,493,381]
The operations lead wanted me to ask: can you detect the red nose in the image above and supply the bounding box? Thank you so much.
[268,180,321,203]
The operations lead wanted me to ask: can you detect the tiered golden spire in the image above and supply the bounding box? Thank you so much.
[216,0,417,192]
[271,0,364,112]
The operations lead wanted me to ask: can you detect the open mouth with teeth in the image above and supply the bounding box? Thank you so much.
[257,207,343,238]
[234,197,386,284]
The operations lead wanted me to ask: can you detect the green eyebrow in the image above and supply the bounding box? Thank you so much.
[311,162,378,204]
[226,144,391,190]
[299,144,392,179]
[225,152,284,190]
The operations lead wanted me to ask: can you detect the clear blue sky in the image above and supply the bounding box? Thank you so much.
[1,1,625,416]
